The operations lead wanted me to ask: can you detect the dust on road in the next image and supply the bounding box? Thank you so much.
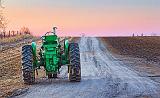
[14,37,160,98]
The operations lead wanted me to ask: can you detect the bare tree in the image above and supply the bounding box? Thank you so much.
[20,27,31,35]
[0,0,7,38]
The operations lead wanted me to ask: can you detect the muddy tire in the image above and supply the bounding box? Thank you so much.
[22,45,35,84]
[68,43,81,82]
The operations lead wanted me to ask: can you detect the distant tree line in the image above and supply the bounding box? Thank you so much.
[132,33,158,37]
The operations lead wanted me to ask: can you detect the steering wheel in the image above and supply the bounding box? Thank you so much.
[41,27,58,39]
[45,27,57,35]
[44,32,53,36]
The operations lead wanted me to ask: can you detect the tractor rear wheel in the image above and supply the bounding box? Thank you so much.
[22,45,35,84]
[68,43,81,82]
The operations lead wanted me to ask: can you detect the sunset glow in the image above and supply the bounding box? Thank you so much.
[4,0,160,36]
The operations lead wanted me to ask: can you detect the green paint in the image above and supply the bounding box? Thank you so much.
[32,28,69,75]
[31,42,37,67]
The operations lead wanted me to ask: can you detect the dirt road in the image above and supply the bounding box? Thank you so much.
[13,37,160,98]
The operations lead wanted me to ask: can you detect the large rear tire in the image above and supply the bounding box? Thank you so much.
[68,43,81,82]
[22,45,35,84]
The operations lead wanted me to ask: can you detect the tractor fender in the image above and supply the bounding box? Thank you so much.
[31,42,37,66]
[64,39,69,60]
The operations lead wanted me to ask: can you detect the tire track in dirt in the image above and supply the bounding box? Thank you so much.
[80,37,160,97]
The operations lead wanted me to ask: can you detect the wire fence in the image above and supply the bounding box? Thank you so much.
[0,30,30,39]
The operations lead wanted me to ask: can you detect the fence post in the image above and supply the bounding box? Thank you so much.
[9,30,10,37]
[141,33,143,36]
[0,32,2,39]
[17,31,19,35]
[3,32,5,38]
[12,31,15,36]
[132,33,134,37]
[0,33,1,39]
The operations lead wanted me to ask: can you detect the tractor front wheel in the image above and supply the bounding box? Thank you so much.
[68,43,81,82]
[22,45,35,84]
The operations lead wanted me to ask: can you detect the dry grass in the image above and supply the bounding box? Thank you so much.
[0,35,37,98]
[0,44,26,98]
[102,36,160,63]
[0,35,33,44]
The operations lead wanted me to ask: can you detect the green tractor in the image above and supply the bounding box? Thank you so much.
[21,27,81,84]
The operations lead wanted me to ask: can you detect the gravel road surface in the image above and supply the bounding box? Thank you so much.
[13,37,160,98]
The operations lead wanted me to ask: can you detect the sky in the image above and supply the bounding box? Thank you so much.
[3,0,160,36]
